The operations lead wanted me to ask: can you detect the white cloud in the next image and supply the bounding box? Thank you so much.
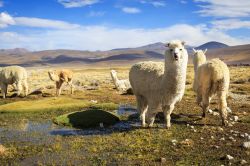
[139,0,166,7]
[87,11,105,17]
[0,24,248,51]
[0,1,3,7]
[0,12,15,28]
[180,0,187,4]
[58,0,99,8]
[194,0,250,17]
[122,7,141,14]
[211,19,250,30]
[14,17,80,29]
[0,12,80,29]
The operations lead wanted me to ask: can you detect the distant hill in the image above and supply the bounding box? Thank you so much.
[195,41,229,50]
[206,44,250,65]
[0,48,29,55]
[0,41,249,67]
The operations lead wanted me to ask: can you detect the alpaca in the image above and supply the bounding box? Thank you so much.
[129,40,188,128]
[0,66,28,98]
[110,70,131,93]
[192,48,230,126]
[48,69,74,96]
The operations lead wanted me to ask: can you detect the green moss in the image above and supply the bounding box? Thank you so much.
[0,97,90,113]
[53,109,120,128]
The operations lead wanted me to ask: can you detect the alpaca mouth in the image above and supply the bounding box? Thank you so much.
[174,56,179,61]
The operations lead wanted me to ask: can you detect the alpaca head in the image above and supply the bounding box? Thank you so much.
[192,48,207,67]
[110,70,117,76]
[165,40,187,62]
[48,70,60,82]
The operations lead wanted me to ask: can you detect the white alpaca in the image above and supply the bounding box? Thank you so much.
[0,66,28,98]
[193,49,230,126]
[110,70,131,93]
[48,69,74,96]
[129,40,189,128]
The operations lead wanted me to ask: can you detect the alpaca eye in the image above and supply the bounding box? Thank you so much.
[170,49,173,52]
[180,49,182,51]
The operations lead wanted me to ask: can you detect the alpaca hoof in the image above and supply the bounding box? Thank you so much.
[148,124,154,128]
[202,113,206,118]
[165,124,171,129]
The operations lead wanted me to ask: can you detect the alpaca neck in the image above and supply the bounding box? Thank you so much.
[194,61,205,75]
[163,54,188,93]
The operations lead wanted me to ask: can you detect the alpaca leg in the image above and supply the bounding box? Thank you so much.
[68,80,74,94]
[201,94,210,118]
[23,80,29,96]
[1,83,7,99]
[55,81,61,96]
[218,91,228,126]
[147,105,161,127]
[16,82,23,96]
[58,82,63,96]
[163,104,175,129]
[136,95,148,127]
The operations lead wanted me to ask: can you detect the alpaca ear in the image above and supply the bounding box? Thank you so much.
[204,49,207,54]
[192,48,197,53]
[165,43,170,47]
[181,41,185,46]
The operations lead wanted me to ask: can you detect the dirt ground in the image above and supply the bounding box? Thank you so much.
[0,66,249,165]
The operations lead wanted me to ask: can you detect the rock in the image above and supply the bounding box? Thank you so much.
[233,134,238,137]
[46,85,55,89]
[220,137,225,141]
[211,136,214,139]
[161,157,167,163]
[190,125,194,129]
[54,109,120,128]
[180,139,194,147]
[242,142,250,149]
[171,139,177,146]
[229,136,234,141]
[208,109,213,114]
[171,139,177,143]
[90,80,100,87]
[84,85,99,90]
[99,123,104,128]
[200,137,204,140]
[91,100,98,103]
[217,127,224,131]
[226,155,234,160]
[186,124,190,127]
[233,116,239,122]
[240,134,245,138]
[240,159,247,165]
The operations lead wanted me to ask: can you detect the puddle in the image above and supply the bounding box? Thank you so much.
[0,105,139,143]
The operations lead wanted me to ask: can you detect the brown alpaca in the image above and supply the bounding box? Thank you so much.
[48,69,74,96]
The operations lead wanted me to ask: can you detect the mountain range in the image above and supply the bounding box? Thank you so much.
[0,41,249,67]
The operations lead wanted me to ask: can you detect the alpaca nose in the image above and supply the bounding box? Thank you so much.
[174,53,178,60]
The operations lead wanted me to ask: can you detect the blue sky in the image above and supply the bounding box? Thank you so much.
[0,0,250,51]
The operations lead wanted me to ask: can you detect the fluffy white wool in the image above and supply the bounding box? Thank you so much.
[129,40,188,128]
